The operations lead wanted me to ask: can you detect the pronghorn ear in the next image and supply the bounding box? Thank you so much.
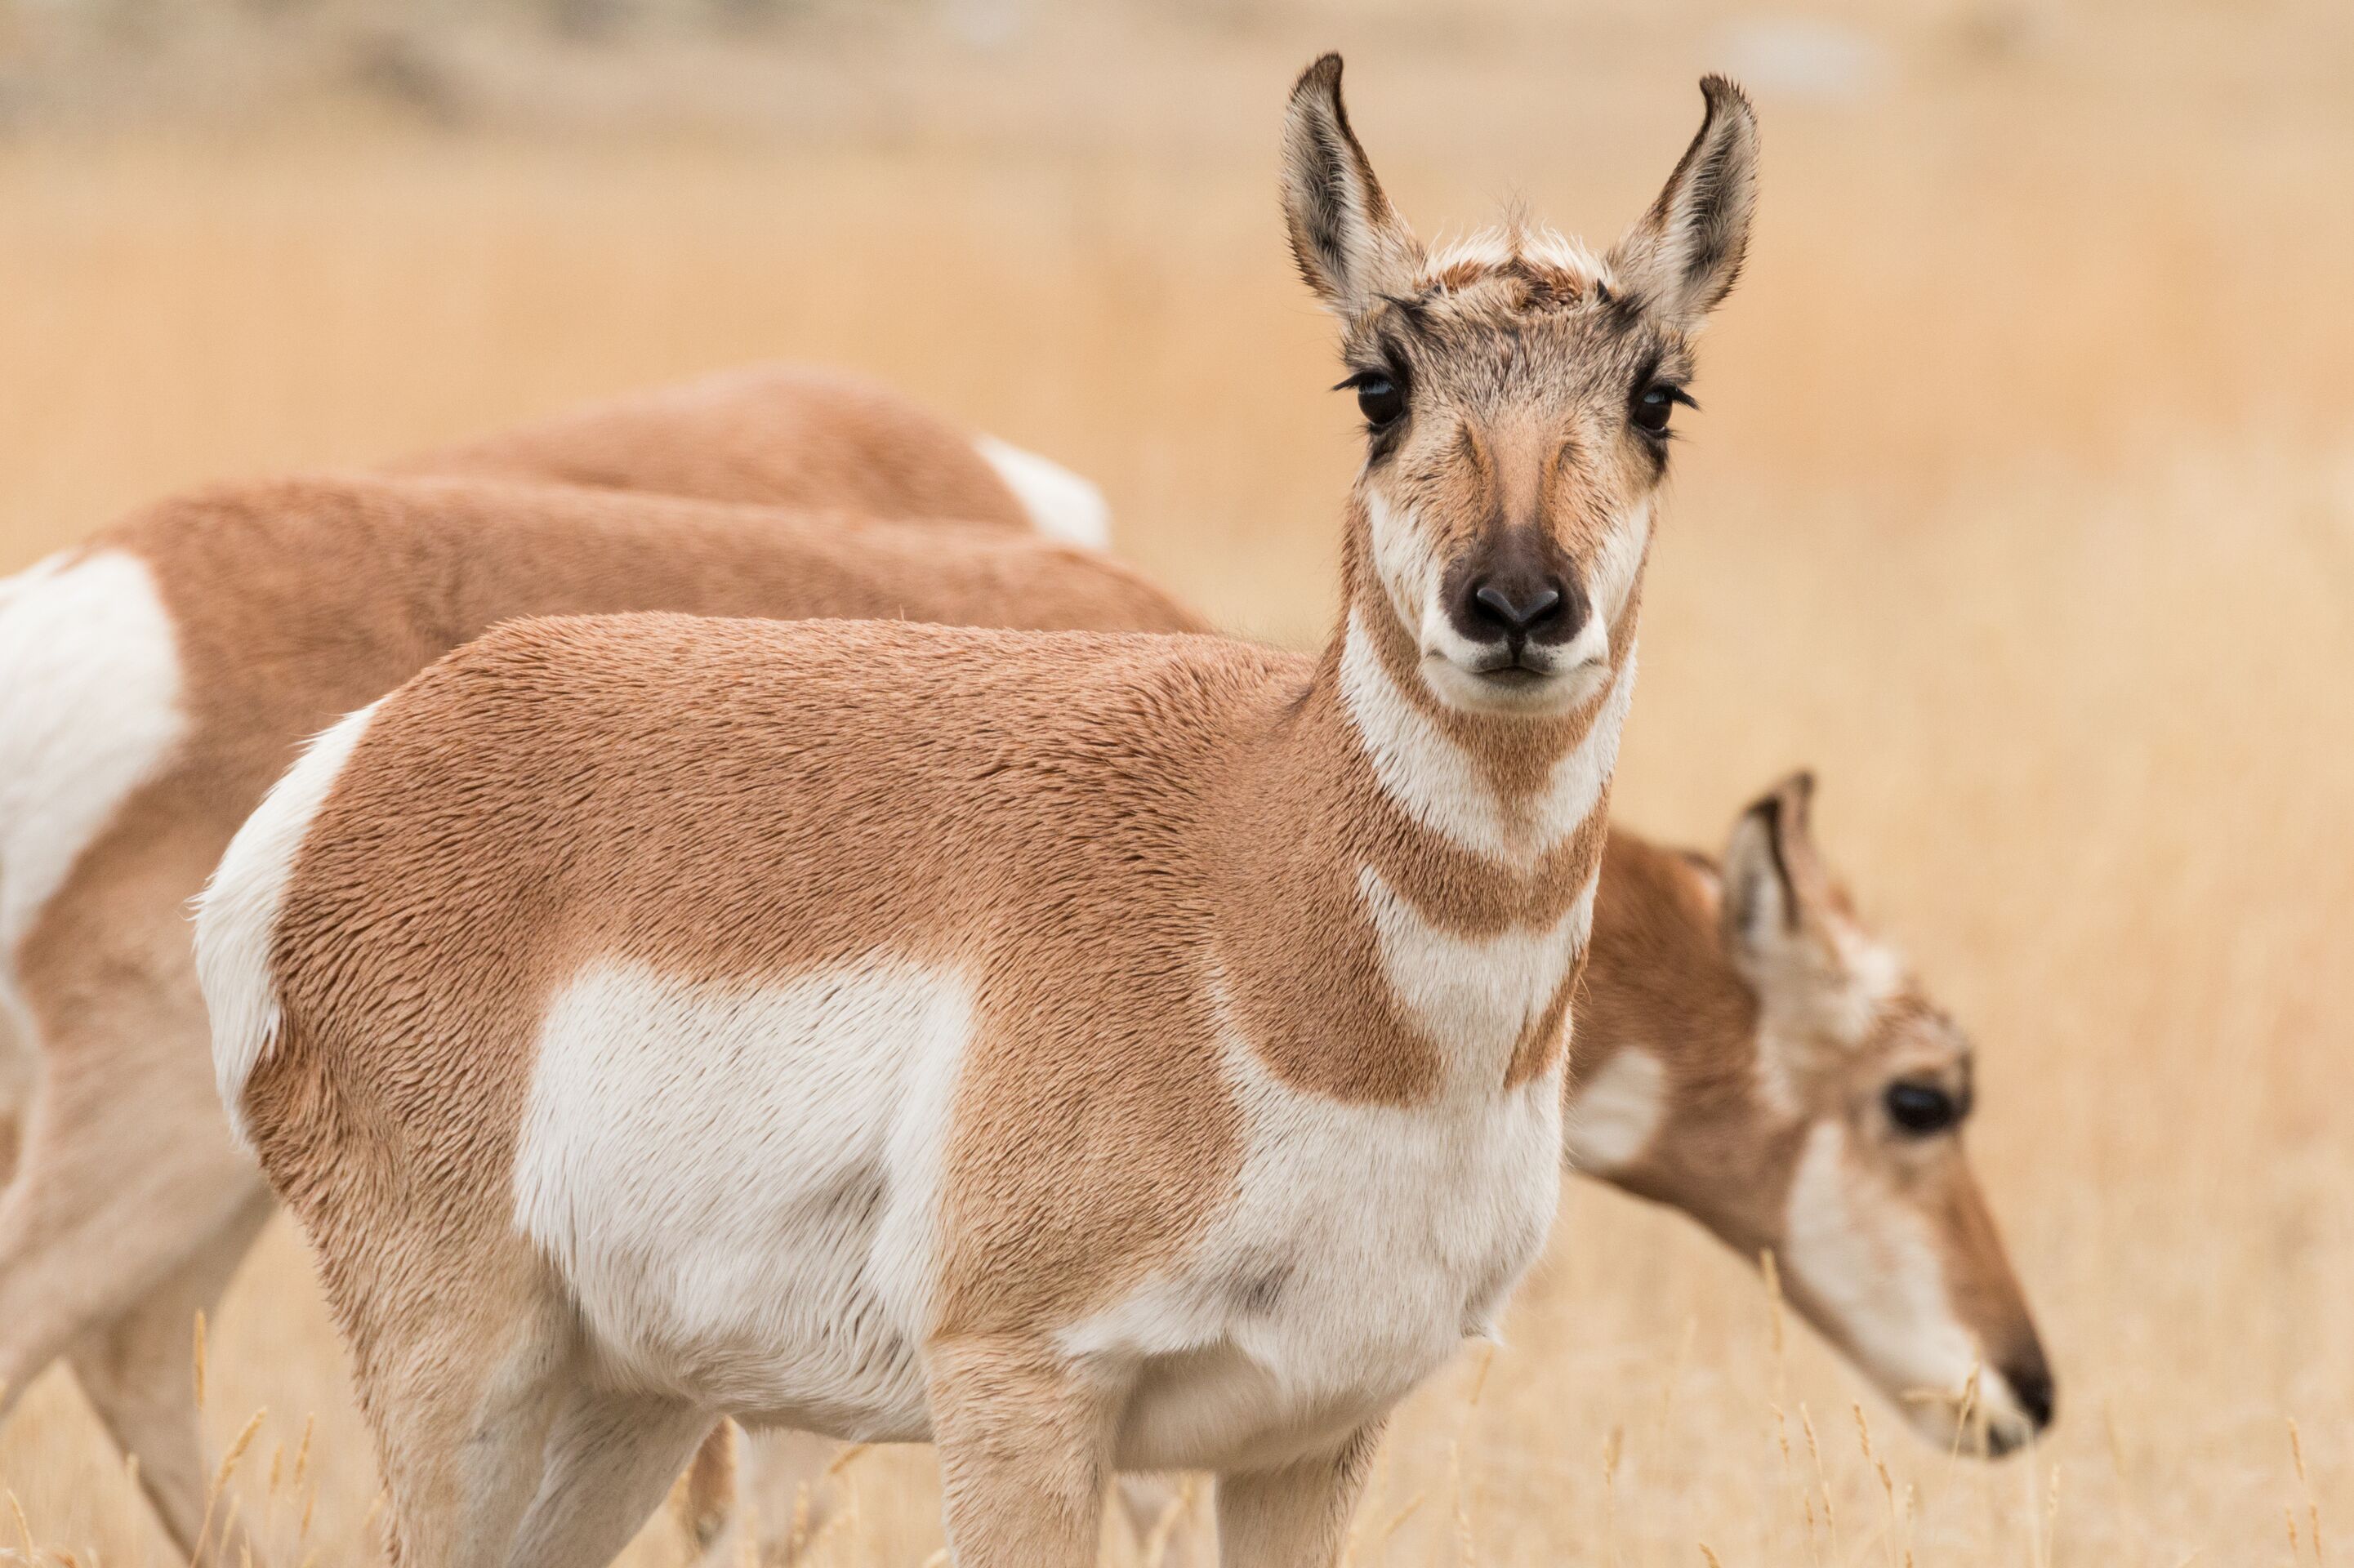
[1610,76,1759,327]
[1280,54,1419,318]
[1719,771,1837,983]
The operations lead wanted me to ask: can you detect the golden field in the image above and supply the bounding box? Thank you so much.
[1,2,2350,1562]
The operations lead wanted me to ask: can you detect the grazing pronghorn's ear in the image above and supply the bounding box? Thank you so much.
[1280,53,1420,318]
[1611,76,1760,328]
[1720,771,1839,984]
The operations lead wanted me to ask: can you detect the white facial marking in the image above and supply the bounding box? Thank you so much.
[1781,1120,1992,1439]
[1339,608,1635,863]
[1363,488,1441,635]
[195,700,381,1148]
[1564,1045,1667,1173]
[0,550,188,962]
[972,435,1112,550]
[1058,977,1563,1474]
[1359,864,1593,1087]
[511,957,971,1441]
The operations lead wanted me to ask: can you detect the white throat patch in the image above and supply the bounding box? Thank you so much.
[1338,607,1634,863]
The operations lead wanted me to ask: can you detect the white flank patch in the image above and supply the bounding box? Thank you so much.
[0,550,188,964]
[1339,608,1635,862]
[1781,1120,1980,1414]
[973,434,1112,550]
[1564,1045,1667,1173]
[194,701,380,1148]
[511,957,971,1440]
[1359,864,1594,1085]
[1059,978,1563,1476]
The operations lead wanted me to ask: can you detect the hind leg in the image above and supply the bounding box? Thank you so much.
[359,1292,574,1568]
[507,1389,713,1568]
[65,1189,274,1564]
[690,1425,849,1565]
[0,953,268,1426]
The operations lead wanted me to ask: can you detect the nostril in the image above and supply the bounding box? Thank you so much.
[1470,580,1565,635]
[2004,1363,2057,1430]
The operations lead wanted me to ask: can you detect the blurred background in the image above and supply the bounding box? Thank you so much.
[0,1,2349,1563]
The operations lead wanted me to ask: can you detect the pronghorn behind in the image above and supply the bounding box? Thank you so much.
[711,775,2055,1564]
[390,362,1113,550]
[0,371,1179,1564]
[200,56,1759,1567]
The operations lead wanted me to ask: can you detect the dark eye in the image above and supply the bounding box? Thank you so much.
[1884,1080,1963,1137]
[1353,373,1406,428]
[1356,372,1402,428]
[1632,383,1690,436]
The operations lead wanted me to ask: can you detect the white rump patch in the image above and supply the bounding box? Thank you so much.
[973,435,1112,550]
[0,550,188,964]
[1338,608,1635,862]
[1564,1045,1667,1173]
[511,957,972,1438]
[195,702,380,1148]
[1359,864,1594,1086]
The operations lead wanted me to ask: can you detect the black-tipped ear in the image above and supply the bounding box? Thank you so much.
[1612,76,1760,327]
[1279,54,1418,318]
[1720,771,1829,978]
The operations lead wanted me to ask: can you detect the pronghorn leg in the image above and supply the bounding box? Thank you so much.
[671,1420,738,1555]
[65,1189,274,1566]
[1215,1423,1384,1568]
[337,1255,573,1568]
[926,1339,1124,1568]
[0,960,267,1425]
[686,1424,845,1564]
[504,1389,711,1568]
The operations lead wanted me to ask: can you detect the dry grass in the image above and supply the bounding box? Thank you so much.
[2,2,2350,1562]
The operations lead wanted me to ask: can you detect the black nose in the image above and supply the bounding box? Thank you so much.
[2004,1359,2057,1431]
[1470,580,1564,635]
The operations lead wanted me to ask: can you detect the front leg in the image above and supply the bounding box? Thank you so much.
[927,1336,1125,1568]
[1216,1423,1384,1568]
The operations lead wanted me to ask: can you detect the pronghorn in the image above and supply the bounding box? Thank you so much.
[704,773,2055,1563]
[388,361,1112,551]
[0,375,1170,1562]
[198,58,1759,1567]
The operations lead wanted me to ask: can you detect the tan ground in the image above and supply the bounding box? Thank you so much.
[1,3,2349,1563]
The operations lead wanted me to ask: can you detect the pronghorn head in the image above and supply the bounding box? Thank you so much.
[1705,773,2054,1455]
[1282,56,1757,718]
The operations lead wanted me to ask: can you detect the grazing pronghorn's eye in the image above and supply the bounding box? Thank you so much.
[1340,369,1407,429]
[1885,1079,1965,1137]
[1632,382,1695,437]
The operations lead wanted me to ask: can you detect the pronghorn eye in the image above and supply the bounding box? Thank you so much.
[1632,383,1692,437]
[1884,1080,1964,1137]
[1349,372,1407,429]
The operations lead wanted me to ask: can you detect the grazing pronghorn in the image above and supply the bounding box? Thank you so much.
[0,377,1173,1562]
[700,775,2055,1564]
[200,58,1759,1567]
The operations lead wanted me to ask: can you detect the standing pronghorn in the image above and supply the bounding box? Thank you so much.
[0,378,1171,1563]
[199,57,1759,1567]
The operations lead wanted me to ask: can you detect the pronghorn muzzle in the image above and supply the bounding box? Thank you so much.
[1442,528,1589,674]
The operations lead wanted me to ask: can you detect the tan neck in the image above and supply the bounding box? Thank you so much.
[1194,511,1634,1105]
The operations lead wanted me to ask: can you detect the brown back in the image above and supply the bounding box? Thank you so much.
[390,363,1031,528]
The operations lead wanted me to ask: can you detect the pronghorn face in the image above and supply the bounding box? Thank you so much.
[1712,775,2055,1457]
[1280,58,1758,717]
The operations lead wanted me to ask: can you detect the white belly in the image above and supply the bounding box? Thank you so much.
[1064,1049,1566,1474]
[510,957,970,1439]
